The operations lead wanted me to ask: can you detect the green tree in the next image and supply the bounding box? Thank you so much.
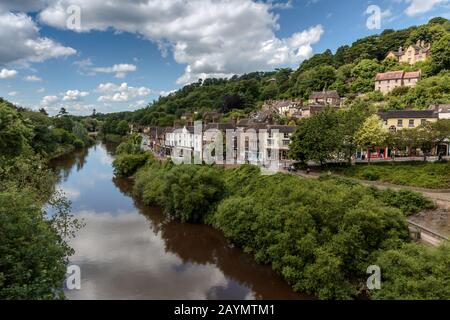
[289,108,340,165]
[351,59,382,93]
[116,120,130,136]
[336,103,368,164]
[0,103,33,157]
[430,33,450,74]
[373,244,450,300]
[354,115,387,162]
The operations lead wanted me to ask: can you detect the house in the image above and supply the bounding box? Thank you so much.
[308,90,340,106]
[300,105,327,119]
[375,70,421,94]
[203,112,222,124]
[262,100,303,118]
[386,40,431,65]
[378,110,438,131]
[430,104,450,119]
[263,125,296,168]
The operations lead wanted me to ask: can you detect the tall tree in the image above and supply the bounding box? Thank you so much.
[354,115,387,163]
[289,108,340,165]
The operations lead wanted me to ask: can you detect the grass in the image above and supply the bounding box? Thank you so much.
[328,161,450,189]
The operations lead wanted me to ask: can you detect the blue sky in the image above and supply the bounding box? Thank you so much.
[0,0,448,115]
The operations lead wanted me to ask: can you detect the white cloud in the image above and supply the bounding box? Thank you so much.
[97,82,152,103]
[160,90,176,97]
[62,89,90,101]
[135,99,147,107]
[8,91,18,96]
[37,0,324,84]
[41,95,59,106]
[93,64,137,78]
[0,12,76,66]
[24,75,42,81]
[404,0,449,16]
[0,68,18,79]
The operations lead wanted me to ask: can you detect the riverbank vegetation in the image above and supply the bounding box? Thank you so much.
[327,161,450,189]
[0,99,83,299]
[113,139,445,299]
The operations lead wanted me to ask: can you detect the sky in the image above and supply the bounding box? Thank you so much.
[0,0,449,116]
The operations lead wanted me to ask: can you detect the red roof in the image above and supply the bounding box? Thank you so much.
[375,70,421,81]
[375,71,404,81]
[404,71,421,79]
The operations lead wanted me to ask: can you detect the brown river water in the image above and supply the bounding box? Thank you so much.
[50,142,310,300]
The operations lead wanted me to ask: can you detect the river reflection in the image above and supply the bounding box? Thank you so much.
[50,143,310,300]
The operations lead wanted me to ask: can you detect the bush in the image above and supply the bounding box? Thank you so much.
[128,162,438,299]
[73,139,85,149]
[213,167,409,299]
[360,168,381,181]
[374,189,436,216]
[113,153,150,177]
[334,162,450,189]
[162,165,225,223]
[373,243,450,300]
[0,191,71,299]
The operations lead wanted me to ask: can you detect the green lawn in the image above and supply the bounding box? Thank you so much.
[329,161,450,189]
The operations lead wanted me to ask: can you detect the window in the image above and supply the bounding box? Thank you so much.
[409,119,415,128]
[397,119,403,127]
[284,133,289,139]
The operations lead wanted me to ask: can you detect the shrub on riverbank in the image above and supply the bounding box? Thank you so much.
[373,243,450,300]
[328,162,450,189]
[215,168,409,299]
[134,162,224,222]
[113,153,151,177]
[122,158,445,299]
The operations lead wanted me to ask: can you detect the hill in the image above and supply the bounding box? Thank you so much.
[97,17,450,126]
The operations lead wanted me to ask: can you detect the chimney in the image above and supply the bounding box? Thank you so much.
[399,46,403,54]
[416,39,421,46]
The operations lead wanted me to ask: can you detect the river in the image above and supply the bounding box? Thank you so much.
[50,142,309,300]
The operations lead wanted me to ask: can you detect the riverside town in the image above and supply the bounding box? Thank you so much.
[1,0,450,316]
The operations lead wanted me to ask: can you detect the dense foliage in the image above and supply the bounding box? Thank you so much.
[0,99,82,299]
[119,154,441,299]
[329,161,450,189]
[374,243,450,300]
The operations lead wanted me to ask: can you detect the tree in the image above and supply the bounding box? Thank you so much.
[289,108,340,165]
[354,115,387,162]
[351,59,382,93]
[58,107,68,117]
[38,108,48,116]
[336,103,368,164]
[415,123,435,161]
[373,243,450,300]
[0,191,71,299]
[430,33,450,74]
[431,119,450,148]
[116,120,130,136]
[0,102,33,157]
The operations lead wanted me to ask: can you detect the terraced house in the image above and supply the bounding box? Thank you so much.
[379,109,438,130]
[375,70,421,94]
